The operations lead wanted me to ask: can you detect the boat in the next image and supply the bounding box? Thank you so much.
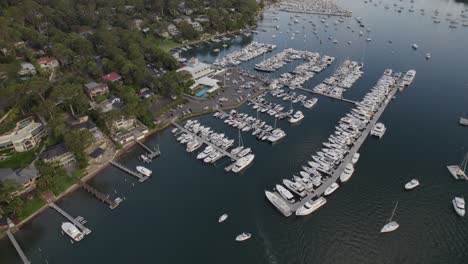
[412,43,418,49]
[340,163,354,183]
[380,201,400,233]
[426,53,431,60]
[140,154,150,163]
[295,197,327,216]
[453,197,465,216]
[232,154,255,173]
[289,111,304,124]
[236,232,252,241]
[404,179,419,190]
[324,182,339,196]
[265,190,292,217]
[302,98,318,109]
[370,123,386,138]
[218,213,228,223]
[186,140,202,152]
[136,166,152,177]
[276,184,295,203]
[61,222,84,242]
[351,152,360,165]
[447,152,467,180]
[213,48,220,52]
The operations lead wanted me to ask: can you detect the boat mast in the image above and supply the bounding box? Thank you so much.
[388,201,399,223]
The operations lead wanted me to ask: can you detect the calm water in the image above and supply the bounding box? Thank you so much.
[2,0,468,263]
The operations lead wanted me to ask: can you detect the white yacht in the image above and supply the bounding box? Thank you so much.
[276,184,295,203]
[453,197,465,217]
[404,179,420,190]
[236,232,252,241]
[295,197,327,216]
[136,166,152,177]
[61,222,84,242]
[218,213,228,223]
[370,123,386,138]
[289,111,304,124]
[268,129,286,143]
[340,163,354,183]
[381,202,399,233]
[265,190,292,217]
[411,43,418,49]
[140,154,150,163]
[425,53,431,60]
[232,154,255,173]
[230,146,244,155]
[186,140,202,153]
[351,153,360,165]
[238,148,252,158]
[302,98,318,109]
[324,182,340,196]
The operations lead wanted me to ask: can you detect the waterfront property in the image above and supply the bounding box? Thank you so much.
[0,117,46,153]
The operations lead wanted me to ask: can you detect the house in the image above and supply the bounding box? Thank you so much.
[18,62,37,76]
[188,21,203,32]
[88,147,106,162]
[39,143,76,167]
[167,24,180,36]
[84,81,109,100]
[111,117,149,145]
[113,117,137,131]
[133,19,144,30]
[0,166,39,196]
[177,58,214,80]
[102,72,122,83]
[69,115,102,141]
[97,96,124,113]
[0,117,46,152]
[37,57,59,70]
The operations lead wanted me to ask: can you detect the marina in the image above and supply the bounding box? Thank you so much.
[278,0,352,17]
[311,60,364,98]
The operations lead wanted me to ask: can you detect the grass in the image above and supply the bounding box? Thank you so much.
[17,196,45,221]
[157,39,183,52]
[0,150,37,169]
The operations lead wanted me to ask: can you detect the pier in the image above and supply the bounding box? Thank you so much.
[296,87,357,104]
[287,85,399,213]
[49,202,92,235]
[247,99,293,118]
[109,161,149,182]
[136,140,161,159]
[171,121,239,161]
[6,219,31,264]
[79,181,122,209]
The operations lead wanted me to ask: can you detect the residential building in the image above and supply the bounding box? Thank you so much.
[167,24,180,36]
[96,96,124,113]
[84,81,109,100]
[0,117,46,152]
[39,143,76,167]
[37,57,59,70]
[111,117,149,145]
[188,21,203,32]
[102,72,122,83]
[177,58,214,80]
[0,166,39,196]
[18,62,37,76]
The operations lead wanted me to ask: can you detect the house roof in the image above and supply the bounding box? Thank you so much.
[0,166,38,185]
[39,143,70,160]
[102,72,122,82]
[89,147,105,159]
[37,57,57,65]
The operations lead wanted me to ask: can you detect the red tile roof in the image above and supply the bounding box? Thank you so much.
[37,57,57,65]
[102,72,122,82]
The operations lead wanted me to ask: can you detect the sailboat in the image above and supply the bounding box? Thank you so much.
[380,201,400,233]
[447,152,468,180]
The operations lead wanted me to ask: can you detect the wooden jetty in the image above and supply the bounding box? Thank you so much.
[109,161,149,182]
[6,219,31,264]
[49,202,92,235]
[285,84,399,214]
[459,117,468,126]
[170,121,239,161]
[79,181,122,209]
[136,140,161,159]
[296,87,357,104]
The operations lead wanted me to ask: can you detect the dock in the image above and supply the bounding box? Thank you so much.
[296,87,357,104]
[6,219,31,264]
[247,99,293,118]
[109,161,149,182]
[171,121,239,161]
[49,202,92,235]
[460,117,468,126]
[136,140,161,159]
[79,181,122,209]
[287,84,399,213]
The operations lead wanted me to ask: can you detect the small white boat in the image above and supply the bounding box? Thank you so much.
[340,163,354,183]
[351,153,360,165]
[324,182,339,196]
[370,123,386,138]
[218,213,228,223]
[235,232,252,241]
[412,43,418,49]
[425,53,431,60]
[295,197,327,216]
[404,179,419,190]
[381,201,399,233]
[453,197,465,217]
[232,154,255,173]
[289,111,304,124]
[61,222,84,242]
[136,166,152,177]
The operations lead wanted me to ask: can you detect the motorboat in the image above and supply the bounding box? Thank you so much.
[324,182,339,196]
[236,232,252,241]
[453,197,465,217]
[411,43,418,49]
[295,197,327,216]
[218,213,228,223]
[232,154,255,173]
[340,163,354,183]
[289,111,304,124]
[265,190,292,217]
[351,152,360,164]
[61,222,84,242]
[276,184,295,203]
[370,123,386,138]
[381,202,399,233]
[404,179,419,190]
[136,166,152,177]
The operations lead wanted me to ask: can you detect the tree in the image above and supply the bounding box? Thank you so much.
[177,21,199,40]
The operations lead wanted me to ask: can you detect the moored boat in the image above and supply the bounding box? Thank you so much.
[295,197,327,216]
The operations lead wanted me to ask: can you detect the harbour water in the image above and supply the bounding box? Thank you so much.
[2,0,468,263]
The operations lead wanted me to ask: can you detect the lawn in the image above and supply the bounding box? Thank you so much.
[157,39,183,52]
[0,150,37,169]
[17,196,45,221]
